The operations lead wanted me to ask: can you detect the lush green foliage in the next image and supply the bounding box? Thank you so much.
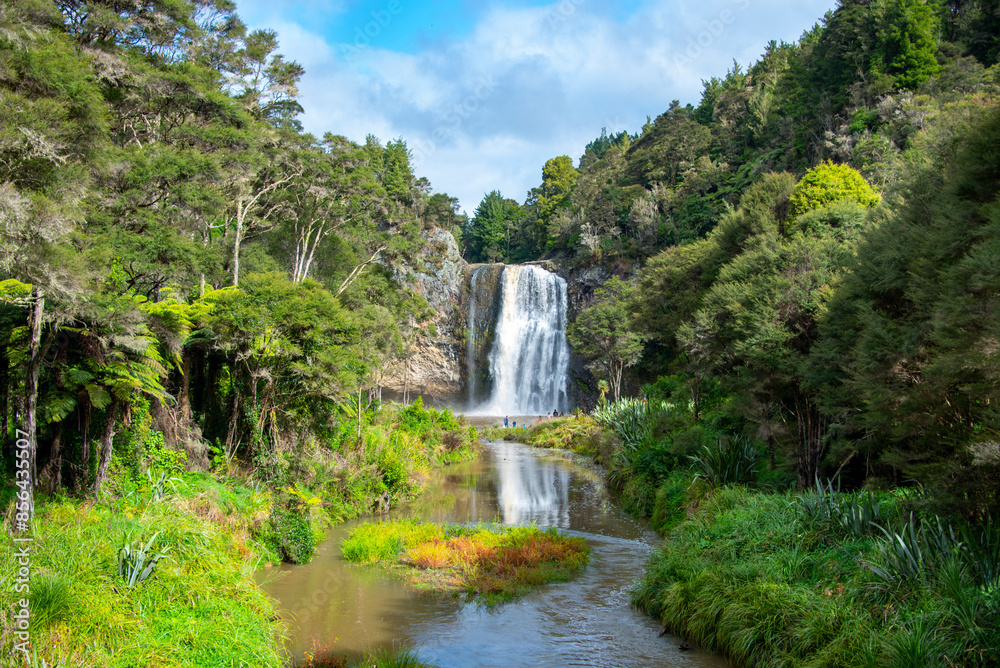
[633,485,1000,668]
[566,278,647,402]
[788,161,881,215]
[269,503,316,565]
[0,0,465,522]
[690,436,759,488]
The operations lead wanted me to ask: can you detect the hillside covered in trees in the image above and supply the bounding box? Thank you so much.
[0,0,473,501]
[464,0,1000,515]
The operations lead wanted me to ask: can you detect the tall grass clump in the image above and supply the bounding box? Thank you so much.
[690,435,758,487]
[299,643,434,668]
[357,646,436,668]
[593,398,673,451]
[797,477,891,538]
[29,573,75,628]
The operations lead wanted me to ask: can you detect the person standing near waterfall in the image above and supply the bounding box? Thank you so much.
[504,415,509,428]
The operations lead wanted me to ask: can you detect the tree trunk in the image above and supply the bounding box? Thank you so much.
[357,387,363,440]
[39,425,62,496]
[77,398,91,492]
[610,359,624,403]
[795,394,825,489]
[0,337,8,463]
[23,290,45,522]
[178,349,192,422]
[93,396,118,498]
[232,213,244,287]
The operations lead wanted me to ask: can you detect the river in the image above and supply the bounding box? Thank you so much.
[258,439,729,667]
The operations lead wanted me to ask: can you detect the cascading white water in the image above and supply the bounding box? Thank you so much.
[473,264,571,415]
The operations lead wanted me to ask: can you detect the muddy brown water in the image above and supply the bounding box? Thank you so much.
[258,436,730,668]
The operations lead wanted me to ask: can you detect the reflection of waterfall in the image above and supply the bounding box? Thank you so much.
[495,443,571,528]
[468,264,570,414]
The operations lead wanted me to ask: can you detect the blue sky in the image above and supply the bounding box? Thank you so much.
[235,0,838,214]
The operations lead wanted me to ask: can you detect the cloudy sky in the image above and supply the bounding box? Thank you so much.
[234,0,838,214]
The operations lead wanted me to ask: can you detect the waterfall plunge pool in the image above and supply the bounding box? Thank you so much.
[258,440,730,668]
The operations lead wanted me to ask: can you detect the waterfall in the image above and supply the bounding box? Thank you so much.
[467,264,571,415]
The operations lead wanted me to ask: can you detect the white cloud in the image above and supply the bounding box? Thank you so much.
[237,0,837,213]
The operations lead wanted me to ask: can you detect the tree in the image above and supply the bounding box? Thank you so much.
[224,159,302,286]
[882,0,941,90]
[567,278,647,403]
[206,274,360,460]
[681,200,872,487]
[788,161,880,216]
[812,104,1000,510]
[463,190,523,263]
[226,27,304,127]
[535,155,578,244]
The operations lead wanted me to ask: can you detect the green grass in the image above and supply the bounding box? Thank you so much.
[341,521,590,605]
[632,486,1000,668]
[0,475,282,668]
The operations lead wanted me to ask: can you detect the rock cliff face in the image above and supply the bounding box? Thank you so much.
[382,227,467,406]
[563,264,613,318]
[550,261,638,410]
[463,263,506,406]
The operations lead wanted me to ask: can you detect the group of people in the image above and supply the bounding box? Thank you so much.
[503,415,527,429]
[503,411,564,429]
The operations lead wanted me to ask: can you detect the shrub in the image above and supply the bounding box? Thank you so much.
[593,398,674,451]
[270,504,316,564]
[788,161,880,216]
[798,477,890,538]
[690,435,758,487]
[117,532,169,587]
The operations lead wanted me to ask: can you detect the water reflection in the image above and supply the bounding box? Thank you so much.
[259,441,730,668]
[496,442,571,528]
